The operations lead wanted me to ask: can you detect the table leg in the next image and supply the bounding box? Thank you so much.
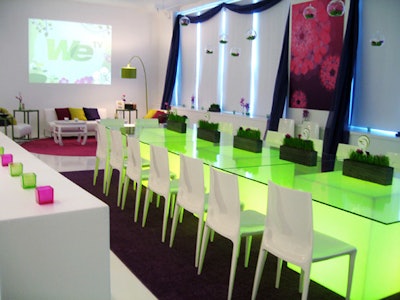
[81,126,88,145]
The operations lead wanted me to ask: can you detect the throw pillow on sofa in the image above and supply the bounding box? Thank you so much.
[83,107,101,120]
[55,108,71,120]
[69,108,87,121]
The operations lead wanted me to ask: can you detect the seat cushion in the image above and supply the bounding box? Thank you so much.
[69,108,87,121]
[83,107,101,120]
[55,108,71,120]
[13,124,32,138]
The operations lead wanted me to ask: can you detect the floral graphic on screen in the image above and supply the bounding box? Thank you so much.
[289,0,344,111]
[319,55,340,91]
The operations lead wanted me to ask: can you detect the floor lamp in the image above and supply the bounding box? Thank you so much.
[121,56,149,113]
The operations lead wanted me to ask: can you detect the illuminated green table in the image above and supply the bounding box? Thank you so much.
[137,127,400,299]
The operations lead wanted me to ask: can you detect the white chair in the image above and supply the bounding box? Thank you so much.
[169,154,208,267]
[105,128,127,207]
[142,144,179,243]
[300,121,319,139]
[218,122,234,135]
[387,152,400,170]
[121,136,150,222]
[265,130,285,148]
[310,138,323,157]
[251,181,357,300]
[336,143,358,161]
[278,118,295,136]
[134,118,159,136]
[197,167,265,300]
[93,123,111,194]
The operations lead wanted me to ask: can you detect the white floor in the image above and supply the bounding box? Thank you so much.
[33,154,157,300]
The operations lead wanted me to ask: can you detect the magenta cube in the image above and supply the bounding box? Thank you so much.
[1,154,13,166]
[35,186,54,205]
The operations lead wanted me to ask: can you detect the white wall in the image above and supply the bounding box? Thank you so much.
[0,0,173,137]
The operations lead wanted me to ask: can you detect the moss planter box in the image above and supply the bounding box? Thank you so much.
[279,145,317,166]
[233,136,263,153]
[343,159,394,185]
[197,128,220,143]
[167,121,187,133]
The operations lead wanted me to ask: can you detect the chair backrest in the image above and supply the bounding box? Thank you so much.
[265,130,285,148]
[126,136,144,181]
[177,154,206,214]
[207,167,241,241]
[278,118,295,136]
[387,152,400,170]
[135,118,159,137]
[95,123,110,159]
[148,145,171,196]
[266,181,313,263]
[310,138,323,157]
[109,129,126,169]
[300,121,319,139]
[99,118,125,129]
[218,122,233,135]
[336,143,358,161]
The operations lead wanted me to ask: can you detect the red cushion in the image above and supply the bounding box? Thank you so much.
[152,110,167,123]
[55,108,71,120]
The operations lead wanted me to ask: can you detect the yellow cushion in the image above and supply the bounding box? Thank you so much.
[69,108,87,121]
[144,109,157,119]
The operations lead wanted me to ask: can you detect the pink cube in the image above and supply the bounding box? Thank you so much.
[35,186,54,205]
[1,154,13,166]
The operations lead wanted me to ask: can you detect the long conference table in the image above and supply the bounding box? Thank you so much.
[135,126,400,300]
[0,132,110,299]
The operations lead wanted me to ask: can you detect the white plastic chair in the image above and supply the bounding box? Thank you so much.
[169,154,208,267]
[337,143,358,161]
[93,123,111,194]
[310,138,323,157]
[278,118,295,136]
[265,130,285,148]
[142,144,179,243]
[197,167,265,300]
[134,118,159,137]
[251,181,357,300]
[105,128,127,207]
[387,152,400,170]
[300,121,319,139]
[121,136,150,222]
[218,122,234,135]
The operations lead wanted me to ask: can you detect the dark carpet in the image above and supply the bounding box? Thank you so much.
[21,137,97,156]
[62,169,346,300]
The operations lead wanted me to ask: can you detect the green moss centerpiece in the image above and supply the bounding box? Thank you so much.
[279,134,317,166]
[166,113,187,133]
[233,127,263,153]
[208,103,221,112]
[197,120,220,143]
[343,149,393,185]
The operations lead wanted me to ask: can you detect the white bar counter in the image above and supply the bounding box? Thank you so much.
[0,132,110,300]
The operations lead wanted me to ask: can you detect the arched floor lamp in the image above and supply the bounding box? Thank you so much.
[121,56,148,113]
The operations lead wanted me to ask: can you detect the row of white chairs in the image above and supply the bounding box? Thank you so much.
[93,120,357,299]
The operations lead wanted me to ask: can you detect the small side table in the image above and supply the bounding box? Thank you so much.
[13,109,40,140]
[115,109,138,124]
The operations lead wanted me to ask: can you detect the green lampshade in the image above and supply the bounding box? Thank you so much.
[121,67,137,79]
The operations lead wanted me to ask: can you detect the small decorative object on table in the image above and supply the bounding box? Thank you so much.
[197,120,220,143]
[166,113,187,133]
[35,185,54,204]
[16,92,23,110]
[208,103,221,112]
[280,134,317,166]
[233,127,262,153]
[343,149,393,185]
[240,97,250,115]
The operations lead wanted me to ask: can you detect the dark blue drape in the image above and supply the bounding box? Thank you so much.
[268,14,289,131]
[161,0,284,109]
[321,0,360,172]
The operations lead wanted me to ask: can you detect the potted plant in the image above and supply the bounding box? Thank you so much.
[343,149,393,185]
[280,134,317,166]
[208,103,221,112]
[233,127,263,153]
[166,113,187,133]
[197,119,220,143]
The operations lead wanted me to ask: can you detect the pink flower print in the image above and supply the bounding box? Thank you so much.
[290,90,308,108]
[319,55,340,91]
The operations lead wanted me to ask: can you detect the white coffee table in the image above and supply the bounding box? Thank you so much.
[53,120,88,146]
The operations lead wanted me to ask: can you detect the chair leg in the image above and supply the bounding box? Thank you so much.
[198,225,211,275]
[275,258,283,288]
[121,177,130,210]
[102,157,110,194]
[142,189,153,228]
[105,165,113,196]
[161,193,171,243]
[93,157,100,185]
[133,181,143,223]
[300,268,311,300]
[251,249,268,300]
[227,242,240,300]
[245,235,253,267]
[169,204,181,248]
[346,251,357,300]
[195,219,204,268]
[117,169,126,207]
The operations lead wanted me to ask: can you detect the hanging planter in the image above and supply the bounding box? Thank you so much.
[327,0,345,17]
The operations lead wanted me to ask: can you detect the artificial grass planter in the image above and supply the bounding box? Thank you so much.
[166,113,187,133]
[233,127,262,153]
[279,134,317,166]
[197,120,220,143]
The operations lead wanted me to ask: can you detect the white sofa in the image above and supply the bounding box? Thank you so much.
[44,108,107,137]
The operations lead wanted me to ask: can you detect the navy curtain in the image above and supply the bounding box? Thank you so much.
[321,0,360,172]
[160,0,284,109]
